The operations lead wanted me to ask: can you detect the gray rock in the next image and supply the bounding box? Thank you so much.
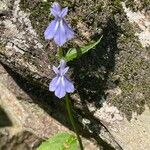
[0,128,42,150]
[0,0,150,149]
[0,64,99,150]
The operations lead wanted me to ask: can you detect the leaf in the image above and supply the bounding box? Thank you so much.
[64,36,103,62]
[37,132,78,150]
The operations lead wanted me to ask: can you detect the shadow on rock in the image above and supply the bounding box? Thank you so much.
[71,18,122,108]
[0,107,13,127]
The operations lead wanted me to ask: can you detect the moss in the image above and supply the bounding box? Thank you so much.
[109,36,150,120]
[0,44,4,53]
[125,0,150,12]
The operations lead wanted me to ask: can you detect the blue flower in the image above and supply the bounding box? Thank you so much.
[44,2,74,46]
[49,59,75,98]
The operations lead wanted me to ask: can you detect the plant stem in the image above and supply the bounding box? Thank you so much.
[58,46,63,59]
[65,94,84,150]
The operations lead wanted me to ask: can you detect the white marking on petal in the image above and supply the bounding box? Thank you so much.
[61,76,65,86]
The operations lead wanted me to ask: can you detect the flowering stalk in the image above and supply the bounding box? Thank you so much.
[45,2,84,149]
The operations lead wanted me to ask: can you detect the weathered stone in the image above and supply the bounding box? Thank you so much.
[109,106,150,150]
[122,2,150,48]
[0,128,42,150]
[0,64,99,150]
[0,0,150,149]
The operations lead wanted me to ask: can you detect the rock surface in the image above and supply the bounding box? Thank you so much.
[0,0,150,149]
[0,128,41,150]
[110,106,150,150]
[0,64,99,149]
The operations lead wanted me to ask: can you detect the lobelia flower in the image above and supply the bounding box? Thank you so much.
[44,2,74,46]
[49,59,75,98]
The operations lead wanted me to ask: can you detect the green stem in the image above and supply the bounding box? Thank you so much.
[65,94,84,150]
[58,47,63,59]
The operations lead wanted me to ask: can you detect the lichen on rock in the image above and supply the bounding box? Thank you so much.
[0,0,150,149]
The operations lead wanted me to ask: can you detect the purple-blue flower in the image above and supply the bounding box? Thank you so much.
[44,2,74,46]
[49,59,75,98]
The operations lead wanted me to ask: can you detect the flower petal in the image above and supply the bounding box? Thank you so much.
[53,66,59,74]
[54,77,66,98]
[54,20,67,46]
[63,20,74,40]
[61,67,69,76]
[59,60,69,75]
[44,19,59,40]
[49,76,60,91]
[64,77,75,93]
[51,2,61,17]
[60,7,68,17]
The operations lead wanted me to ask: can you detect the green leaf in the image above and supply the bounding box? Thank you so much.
[64,36,103,62]
[37,132,78,150]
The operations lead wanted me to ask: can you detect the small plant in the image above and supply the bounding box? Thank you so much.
[38,2,102,150]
